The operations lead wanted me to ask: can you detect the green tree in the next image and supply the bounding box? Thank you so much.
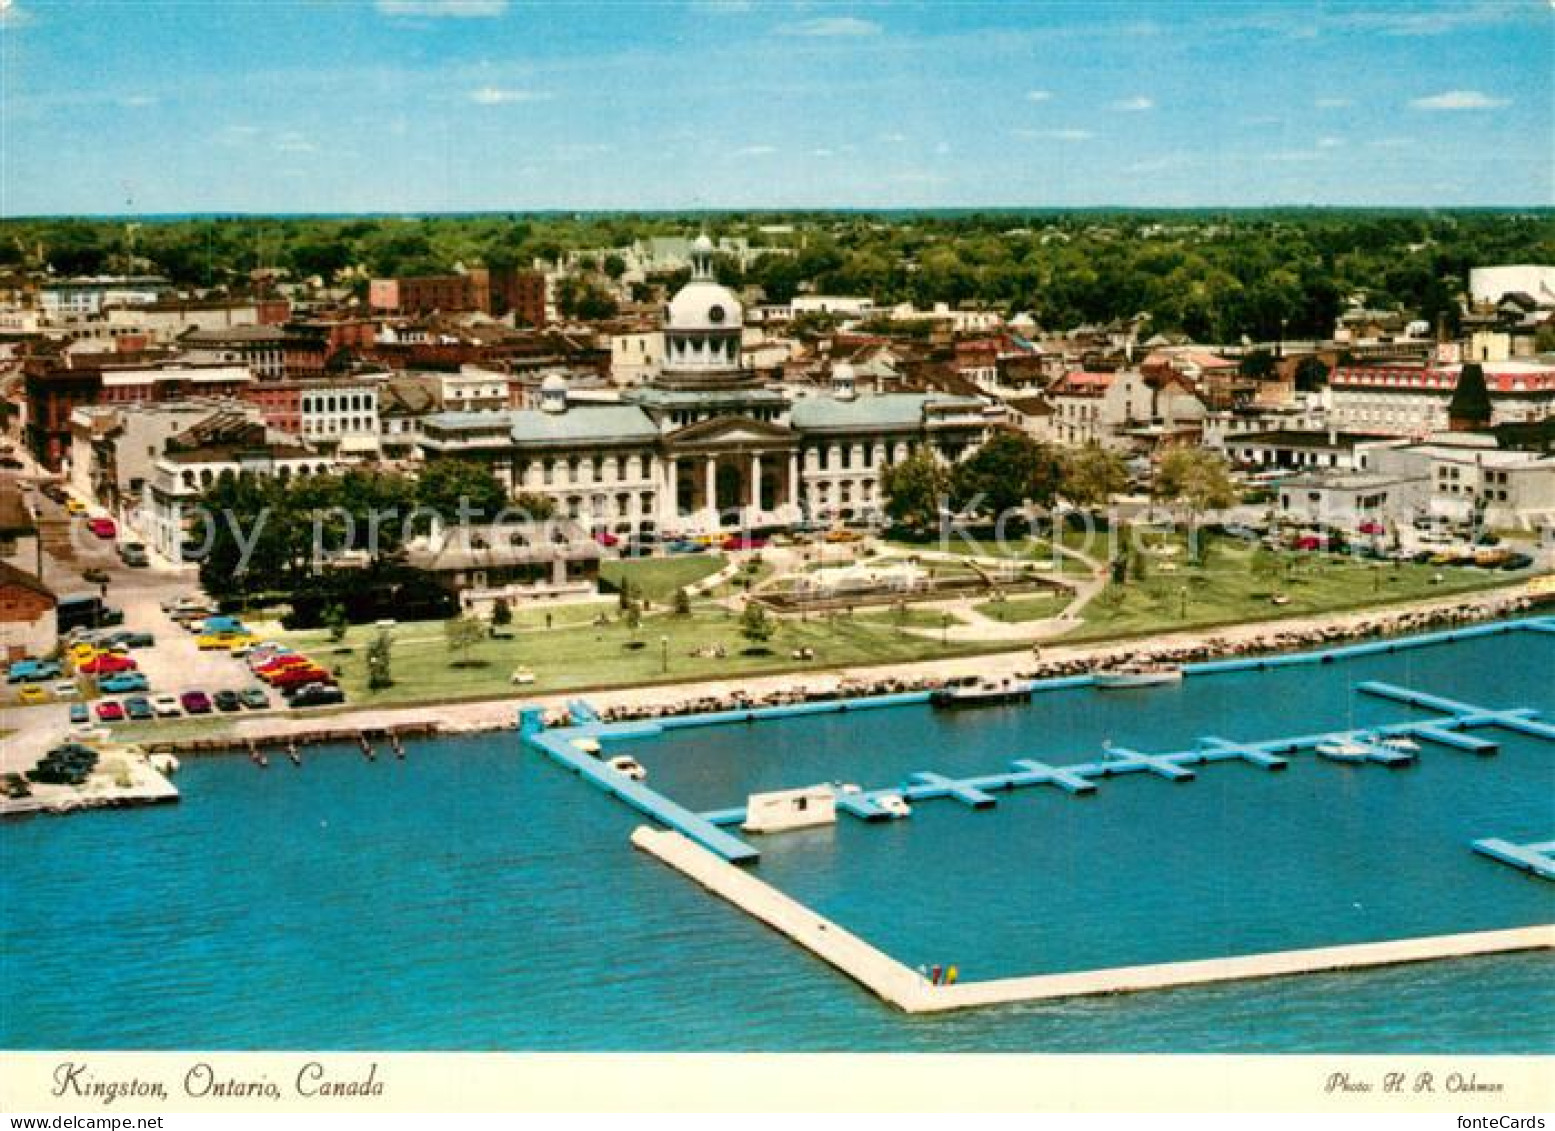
[880,449,951,534]
[416,459,508,523]
[672,587,692,616]
[1061,445,1128,510]
[366,629,394,690]
[953,432,1064,517]
[1240,348,1276,379]
[323,603,348,642]
[491,598,512,627]
[1294,355,1330,392]
[1154,449,1237,533]
[739,602,774,651]
[444,614,486,667]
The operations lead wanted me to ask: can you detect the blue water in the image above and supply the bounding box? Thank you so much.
[2,627,1553,1052]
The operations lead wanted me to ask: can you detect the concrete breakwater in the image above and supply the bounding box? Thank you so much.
[632,826,1555,1014]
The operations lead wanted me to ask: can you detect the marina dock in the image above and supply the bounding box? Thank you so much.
[1473,838,1555,881]
[633,825,1555,1013]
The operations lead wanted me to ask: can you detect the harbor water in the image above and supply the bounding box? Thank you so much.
[2,626,1552,1052]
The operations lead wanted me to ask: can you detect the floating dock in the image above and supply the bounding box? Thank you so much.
[1473,838,1555,881]
[633,826,1555,1014]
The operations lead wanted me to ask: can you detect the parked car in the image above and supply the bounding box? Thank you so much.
[663,539,704,554]
[64,497,86,515]
[721,534,769,551]
[239,686,270,710]
[213,689,243,712]
[198,632,258,651]
[268,666,335,691]
[179,690,213,714]
[49,680,80,699]
[98,671,149,694]
[287,682,346,708]
[79,653,137,675]
[118,541,150,567]
[123,696,155,721]
[105,630,156,649]
[1357,520,1386,536]
[95,700,125,722]
[17,685,48,705]
[82,567,110,584]
[86,517,117,539]
[1500,552,1535,571]
[7,659,63,684]
[68,703,89,725]
[593,531,620,548]
[151,694,182,718]
[256,654,313,678]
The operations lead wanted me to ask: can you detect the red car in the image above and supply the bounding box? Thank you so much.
[80,653,137,675]
[720,535,769,551]
[86,517,117,539]
[95,700,125,721]
[268,666,335,690]
[1357,520,1385,536]
[255,654,312,677]
[593,531,620,548]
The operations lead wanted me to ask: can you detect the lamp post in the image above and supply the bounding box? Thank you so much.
[941,612,951,646]
[660,634,669,675]
[1179,585,1189,620]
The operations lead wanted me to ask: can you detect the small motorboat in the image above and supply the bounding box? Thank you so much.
[876,792,911,819]
[931,675,1031,708]
[607,755,647,782]
[1316,740,1371,763]
[1379,735,1420,752]
[1093,663,1183,689]
[572,737,602,756]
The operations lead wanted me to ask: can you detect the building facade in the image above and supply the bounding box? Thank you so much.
[418,237,994,532]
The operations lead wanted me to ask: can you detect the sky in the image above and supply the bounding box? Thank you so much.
[1,0,1551,215]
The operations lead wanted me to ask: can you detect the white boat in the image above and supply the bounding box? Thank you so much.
[742,785,838,834]
[876,792,912,819]
[1316,740,1371,763]
[606,755,646,782]
[1379,735,1420,752]
[931,675,1031,708]
[1093,663,1183,689]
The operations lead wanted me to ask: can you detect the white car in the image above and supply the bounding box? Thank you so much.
[50,680,80,699]
[151,694,182,718]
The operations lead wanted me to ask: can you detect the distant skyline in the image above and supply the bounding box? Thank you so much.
[2,0,1552,215]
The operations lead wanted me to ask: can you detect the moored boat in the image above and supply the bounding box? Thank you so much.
[1316,740,1371,763]
[1093,663,1183,689]
[930,675,1031,708]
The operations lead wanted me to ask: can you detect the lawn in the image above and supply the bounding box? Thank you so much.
[599,554,726,602]
[1066,554,1538,643]
[974,593,1070,623]
[853,606,967,630]
[271,606,997,707]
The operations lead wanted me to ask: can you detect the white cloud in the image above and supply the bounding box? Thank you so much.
[735,144,777,156]
[1409,89,1510,111]
[470,87,551,105]
[1109,96,1154,112]
[1026,89,1053,103]
[1015,128,1095,142]
[376,0,507,17]
[1315,97,1353,109]
[778,16,881,37]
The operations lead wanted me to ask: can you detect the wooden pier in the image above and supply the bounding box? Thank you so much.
[633,826,1555,1014]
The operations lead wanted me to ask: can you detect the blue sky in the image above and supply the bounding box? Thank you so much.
[2,0,1551,214]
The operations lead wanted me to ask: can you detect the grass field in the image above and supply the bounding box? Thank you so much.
[271,605,996,706]
[974,593,1070,623]
[598,554,726,602]
[1066,554,1536,642]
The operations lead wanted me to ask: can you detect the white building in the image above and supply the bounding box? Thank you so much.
[299,380,381,459]
[609,328,664,387]
[39,276,169,319]
[1469,265,1555,308]
[1329,361,1555,436]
